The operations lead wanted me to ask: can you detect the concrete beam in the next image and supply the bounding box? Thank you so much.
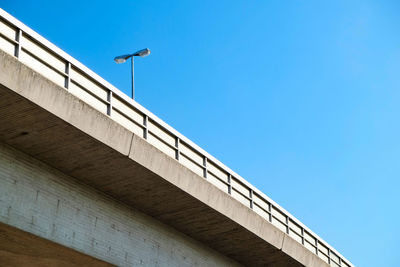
[0,142,241,266]
[0,222,113,267]
[0,49,328,266]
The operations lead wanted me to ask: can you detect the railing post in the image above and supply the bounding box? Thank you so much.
[65,62,71,90]
[175,137,180,161]
[228,174,232,194]
[14,28,22,58]
[286,216,290,234]
[328,248,331,265]
[249,189,254,209]
[268,203,272,222]
[107,90,113,116]
[301,228,305,245]
[203,156,208,179]
[143,115,148,139]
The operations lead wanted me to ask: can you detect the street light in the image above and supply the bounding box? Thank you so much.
[114,48,151,99]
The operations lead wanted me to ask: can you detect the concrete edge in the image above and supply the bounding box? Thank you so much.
[0,50,133,156]
[282,234,329,267]
[129,133,285,250]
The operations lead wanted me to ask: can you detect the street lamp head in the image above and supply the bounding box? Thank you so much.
[114,54,131,64]
[114,48,151,64]
[133,48,151,57]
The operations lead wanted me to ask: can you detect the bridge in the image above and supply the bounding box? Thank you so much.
[0,8,353,267]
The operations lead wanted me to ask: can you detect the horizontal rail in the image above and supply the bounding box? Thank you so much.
[0,7,352,267]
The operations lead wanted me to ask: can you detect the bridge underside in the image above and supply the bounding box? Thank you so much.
[0,50,326,266]
[0,222,112,267]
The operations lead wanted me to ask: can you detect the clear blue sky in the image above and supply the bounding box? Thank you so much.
[2,1,399,266]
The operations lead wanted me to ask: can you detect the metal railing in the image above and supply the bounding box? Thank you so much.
[0,8,352,267]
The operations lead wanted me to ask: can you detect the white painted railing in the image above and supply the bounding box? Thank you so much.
[0,8,353,267]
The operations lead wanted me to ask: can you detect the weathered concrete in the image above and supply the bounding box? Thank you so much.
[0,142,241,266]
[0,222,113,267]
[0,49,329,266]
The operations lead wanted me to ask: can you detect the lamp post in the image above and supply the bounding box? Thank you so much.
[114,48,151,99]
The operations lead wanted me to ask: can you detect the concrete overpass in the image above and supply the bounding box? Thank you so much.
[0,8,353,267]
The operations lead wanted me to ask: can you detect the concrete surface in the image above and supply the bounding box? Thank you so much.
[0,142,240,266]
[0,221,113,267]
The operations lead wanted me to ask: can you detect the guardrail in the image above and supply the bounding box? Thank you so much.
[0,8,353,267]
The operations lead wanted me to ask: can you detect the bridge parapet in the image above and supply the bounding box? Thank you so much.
[0,8,352,267]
